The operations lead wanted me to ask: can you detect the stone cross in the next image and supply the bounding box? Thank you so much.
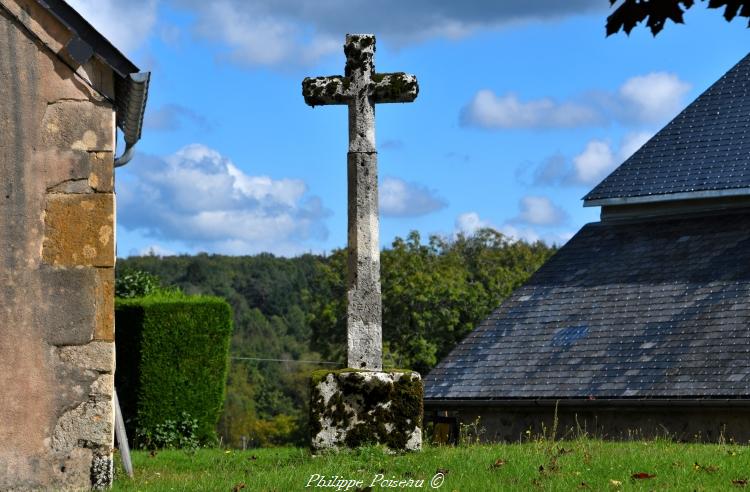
[302,34,418,371]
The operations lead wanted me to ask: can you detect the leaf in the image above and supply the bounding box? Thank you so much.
[436,467,449,475]
[733,478,748,487]
[609,479,622,487]
[631,472,656,479]
[694,462,719,473]
[490,459,507,469]
[231,483,246,492]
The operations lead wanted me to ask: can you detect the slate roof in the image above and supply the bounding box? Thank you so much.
[584,53,750,205]
[424,210,750,400]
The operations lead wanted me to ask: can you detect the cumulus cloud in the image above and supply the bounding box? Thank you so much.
[462,72,691,130]
[66,0,158,55]
[455,212,572,245]
[71,0,604,66]
[168,0,602,66]
[380,177,447,217]
[617,72,691,124]
[144,104,211,132]
[525,131,654,187]
[569,131,653,185]
[117,144,330,255]
[460,91,601,129]
[514,196,567,226]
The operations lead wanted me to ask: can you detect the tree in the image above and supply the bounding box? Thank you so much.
[607,0,750,36]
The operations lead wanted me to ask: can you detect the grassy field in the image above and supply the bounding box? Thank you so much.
[112,437,750,491]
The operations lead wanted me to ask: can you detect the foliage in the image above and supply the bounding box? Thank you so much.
[116,229,555,447]
[607,0,750,36]
[115,269,162,298]
[135,412,200,451]
[115,293,233,447]
[113,439,750,491]
[308,229,555,374]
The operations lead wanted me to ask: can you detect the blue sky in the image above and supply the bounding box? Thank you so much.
[69,1,750,257]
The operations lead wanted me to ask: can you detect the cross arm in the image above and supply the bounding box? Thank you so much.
[302,76,351,107]
[370,72,418,103]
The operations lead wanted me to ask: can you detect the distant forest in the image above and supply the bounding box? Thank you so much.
[116,229,556,447]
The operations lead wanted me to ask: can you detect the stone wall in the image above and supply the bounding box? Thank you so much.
[0,3,117,489]
[427,403,750,443]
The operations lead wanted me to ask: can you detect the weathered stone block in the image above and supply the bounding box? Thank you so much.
[43,150,114,193]
[51,399,113,453]
[58,341,114,373]
[310,369,423,452]
[94,268,114,341]
[39,266,97,345]
[41,100,113,152]
[43,193,114,267]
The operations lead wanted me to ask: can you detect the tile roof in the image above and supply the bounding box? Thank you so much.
[424,211,750,400]
[584,53,750,205]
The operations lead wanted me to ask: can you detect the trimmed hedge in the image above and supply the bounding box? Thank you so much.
[115,293,233,446]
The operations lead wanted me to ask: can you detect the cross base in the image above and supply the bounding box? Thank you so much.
[310,369,423,452]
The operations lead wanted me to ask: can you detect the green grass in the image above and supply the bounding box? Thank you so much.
[112,438,750,491]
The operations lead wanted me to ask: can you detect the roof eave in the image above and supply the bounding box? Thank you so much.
[424,398,750,408]
[35,0,150,148]
[584,187,750,207]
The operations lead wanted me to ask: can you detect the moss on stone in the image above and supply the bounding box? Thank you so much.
[371,72,418,101]
[310,369,422,451]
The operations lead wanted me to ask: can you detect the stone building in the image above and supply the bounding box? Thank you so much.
[424,53,750,443]
[0,0,148,489]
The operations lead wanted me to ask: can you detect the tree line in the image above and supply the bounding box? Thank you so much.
[116,228,556,446]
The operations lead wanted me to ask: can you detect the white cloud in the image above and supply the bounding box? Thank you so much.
[523,129,655,188]
[460,91,601,129]
[617,72,691,123]
[66,0,158,55]
[455,212,554,245]
[568,131,654,186]
[571,139,615,185]
[170,0,602,67]
[117,144,330,255]
[514,196,567,226]
[455,212,491,236]
[462,72,690,130]
[380,177,447,217]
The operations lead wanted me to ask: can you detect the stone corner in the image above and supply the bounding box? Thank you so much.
[310,369,423,452]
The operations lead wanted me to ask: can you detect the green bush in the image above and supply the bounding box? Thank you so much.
[115,269,162,298]
[136,411,200,450]
[115,292,233,447]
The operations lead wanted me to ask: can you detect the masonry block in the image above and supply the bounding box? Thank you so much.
[310,369,423,452]
[41,100,113,152]
[43,193,114,267]
[94,268,114,341]
[39,266,97,345]
[44,150,114,193]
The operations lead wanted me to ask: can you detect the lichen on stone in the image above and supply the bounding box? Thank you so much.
[310,369,423,452]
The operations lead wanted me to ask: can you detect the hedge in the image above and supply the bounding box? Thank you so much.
[115,293,233,445]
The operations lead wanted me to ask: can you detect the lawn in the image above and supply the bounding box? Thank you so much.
[112,438,750,491]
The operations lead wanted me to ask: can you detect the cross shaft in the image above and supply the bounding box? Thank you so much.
[302,34,418,370]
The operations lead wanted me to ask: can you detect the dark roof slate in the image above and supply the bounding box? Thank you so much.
[423,211,750,400]
[584,53,750,204]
